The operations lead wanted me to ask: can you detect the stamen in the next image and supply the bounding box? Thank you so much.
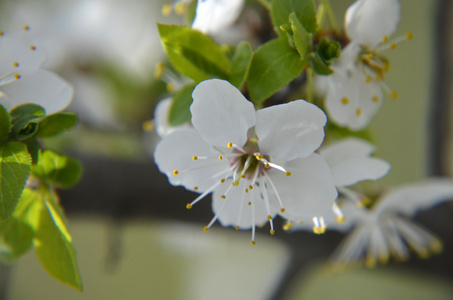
[29,45,36,51]
[263,172,285,212]
[188,181,221,207]
[372,96,379,103]
[259,178,275,234]
[154,62,165,79]
[312,216,327,234]
[356,108,362,117]
[283,221,293,231]
[341,97,349,105]
[14,74,20,79]
[13,62,19,67]
[23,25,30,31]
[142,120,154,132]
[162,3,172,16]
[227,142,233,148]
[173,170,179,175]
[174,2,186,15]
[332,202,346,223]
[193,186,198,191]
[192,156,198,161]
[203,226,209,232]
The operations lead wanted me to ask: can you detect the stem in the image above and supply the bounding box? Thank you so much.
[307,68,314,103]
[323,0,339,32]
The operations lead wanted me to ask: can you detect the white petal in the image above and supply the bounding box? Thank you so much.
[375,179,453,216]
[192,0,244,34]
[0,34,46,75]
[345,0,401,47]
[270,153,337,219]
[325,69,383,130]
[331,157,391,187]
[212,178,270,229]
[320,138,376,165]
[255,100,326,161]
[191,79,255,148]
[154,98,191,138]
[154,128,230,192]
[0,69,73,115]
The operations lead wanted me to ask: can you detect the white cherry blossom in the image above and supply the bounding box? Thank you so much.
[323,0,410,130]
[0,27,73,115]
[327,180,453,269]
[154,79,337,244]
[191,0,244,35]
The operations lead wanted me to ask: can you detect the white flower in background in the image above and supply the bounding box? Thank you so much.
[327,180,453,269]
[323,0,411,130]
[0,27,73,115]
[162,0,193,16]
[289,138,390,232]
[192,0,245,35]
[153,97,191,138]
[154,79,337,244]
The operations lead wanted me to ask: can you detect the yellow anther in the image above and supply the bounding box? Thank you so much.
[14,74,20,79]
[356,108,362,117]
[382,35,389,43]
[166,82,175,92]
[13,62,19,67]
[357,197,371,207]
[365,256,377,268]
[235,226,240,230]
[220,178,226,183]
[173,170,179,175]
[221,195,226,199]
[270,230,275,235]
[336,216,346,223]
[245,189,248,193]
[227,142,233,148]
[142,120,154,132]
[372,96,379,103]
[280,208,285,213]
[390,43,397,49]
[406,32,413,40]
[267,215,272,220]
[390,91,398,99]
[255,155,263,160]
[365,76,371,84]
[233,181,239,187]
[283,221,293,231]
[251,241,256,245]
[296,220,303,225]
[248,202,252,206]
[193,186,198,191]
[264,163,270,168]
[203,226,209,232]
[192,156,198,161]
[162,3,172,16]
[154,62,165,79]
[23,25,30,31]
[285,172,291,176]
[218,155,223,161]
[174,2,186,15]
[249,185,253,190]
[186,203,192,209]
[378,252,389,264]
[0,31,3,36]
[313,226,327,235]
[30,45,36,50]
[430,239,443,254]
[341,97,349,105]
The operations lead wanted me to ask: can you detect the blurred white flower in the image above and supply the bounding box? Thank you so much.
[328,180,453,269]
[323,0,411,130]
[154,79,337,243]
[0,27,73,114]
[192,0,245,35]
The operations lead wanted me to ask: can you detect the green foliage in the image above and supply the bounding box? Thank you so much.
[229,41,253,89]
[37,113,78,138]
[157,24,231,82]
[324,121,375,144]
[31,150,83,189]
[289,13,312,61]
[271,0,318,35]
[168,83,197,127]
[0,142,31,221]
[247,38,305,103]
[10,104,45,140]
[310,38,341,75]
[0,104,11,145]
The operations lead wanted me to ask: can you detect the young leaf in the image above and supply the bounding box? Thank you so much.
[317,38,341,63]
[229,41,253,89]
[271,0,317,35]
[10,104,46,139]
[158,24,231,82]
[31,150,82,189]
[0,142,31,221]
[289,13,312,62]
[247,38,305,103]
[37,113,78,138]
[309,52,333,75]
[168,83,197,126]
[0,104,11,145]
[28,188,83,291]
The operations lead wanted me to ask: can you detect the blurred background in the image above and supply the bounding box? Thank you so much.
[1,0,452,299]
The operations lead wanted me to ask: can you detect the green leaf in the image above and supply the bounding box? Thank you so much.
[309,52,333,75]
[271,0,318,35]
[289,13,312,61]
[324,121,375,144]
[31,150,82,189]
[258,0,272,10]
[10,104,45,139]
[0,104,11,145]
[37,113,78,138]
[229,41,253,89]
[23,138,40,165]
[0,142,31,221]
[247,38,305,103]
[28,188,83,291]
[168,83,197,127]
[317,38,341,63]
[158,24,231,82]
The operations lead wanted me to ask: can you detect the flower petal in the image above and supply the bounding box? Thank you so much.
[191,79,255,148]
[0,69,73,115]
[154,98,191,138]
[345,0,401,47]
[154,128,230,192]
[270,153,337,220]
[192,0,244,34]
[256,100,326,161]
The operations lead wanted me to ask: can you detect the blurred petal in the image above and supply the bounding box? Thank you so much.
[154,98,191,138]
[192,0,244,34]
[331,157,391,187]
[256,100,326,161]
[191,79,255,148]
